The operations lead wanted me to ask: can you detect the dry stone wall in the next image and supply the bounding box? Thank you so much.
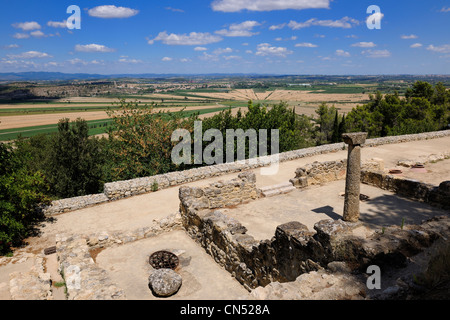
[361,171,450,210]
[290,159,383,188]
[43,129,450,216]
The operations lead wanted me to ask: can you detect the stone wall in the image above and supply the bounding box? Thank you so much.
[361,171,450,210]
[43,129,450,216]
[290,158,383,188]
[179,173,450,290]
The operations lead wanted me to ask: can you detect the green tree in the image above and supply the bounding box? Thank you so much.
[314,103,338,145]
[46,118,106,198]
[405,81,434,101]
[331,111,340,143]
[105,100,197,181]
[0,143,51,254]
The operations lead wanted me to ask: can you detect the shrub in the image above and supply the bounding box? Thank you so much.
[0,142,51,255]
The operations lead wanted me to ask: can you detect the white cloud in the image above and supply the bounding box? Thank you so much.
[275,37,283,41]
[45,61,63,67]
[346,34,358,39]
[12,21,41,31]
[8,51,52,59]
[295,42,318,48]
[162,57,173,61]
[30,30,46,38]
[119,58,143,63]
[362,49,391,58]
[75,44,115,52]
[351,42,376,48]
[242,43,249,46]
[440,6,450,13]
[426,44,450,53]
[410,43,422,48]
[255,43,293,57]
[215,21,261,37]
[200,52,219,61]
[213,47,233,55]
[245,50,253,54]
[149,31,222,45]
[211,0,330,12]
[68,58,103,65]
[3,44,19,49]
[401,34,418,39]
[47,20,67,28]
[13,33,30,39]
[269,23,286,30]
[336,49,351,57]
[194,47,208,51]
[180,58,191,62]
[88,5,139,18]
[165,7,184,13]
[288,17,359,30]
[224,55,241,60]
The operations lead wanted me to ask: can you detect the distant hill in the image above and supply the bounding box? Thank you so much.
[0,72,272,82]
[0,72,448,83]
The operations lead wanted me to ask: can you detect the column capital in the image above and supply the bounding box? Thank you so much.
[342,132,367,146]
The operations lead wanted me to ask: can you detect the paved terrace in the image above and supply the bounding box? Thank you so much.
[1,134,449,300]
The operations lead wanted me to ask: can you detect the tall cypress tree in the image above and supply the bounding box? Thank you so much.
[331,111,340,143]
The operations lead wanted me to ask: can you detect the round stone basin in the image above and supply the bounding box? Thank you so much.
[149,250,179,270]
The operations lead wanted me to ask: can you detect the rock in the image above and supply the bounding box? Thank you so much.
[87,237,99,246]
[327,261,351,274]
[148,268,182,297]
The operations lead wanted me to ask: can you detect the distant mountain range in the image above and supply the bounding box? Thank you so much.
[0,72,276,81]
[0,72,448,82]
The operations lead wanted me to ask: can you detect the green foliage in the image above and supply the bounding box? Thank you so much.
[314,103,339,145]
[201,101,315,163]
[105,100,197,181]
[47,118,106,198]
[0,142,51,255]
[15,119,107,199]
[344,82,449,138]
[151,180,159,192]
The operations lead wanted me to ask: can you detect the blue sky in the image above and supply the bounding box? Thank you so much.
[0,0,449,75]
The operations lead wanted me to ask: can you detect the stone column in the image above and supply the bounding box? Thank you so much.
[342,132,367,222]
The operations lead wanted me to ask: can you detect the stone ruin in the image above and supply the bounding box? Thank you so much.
[4,130,450,300]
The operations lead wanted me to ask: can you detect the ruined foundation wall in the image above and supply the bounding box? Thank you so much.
[361,171,450,210]
[179,172,450,290]
[290,159,383,188]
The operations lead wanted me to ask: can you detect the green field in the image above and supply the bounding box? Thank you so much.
[0,106,234,141]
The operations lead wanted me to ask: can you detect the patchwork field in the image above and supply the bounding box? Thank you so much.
[0,88,371,141]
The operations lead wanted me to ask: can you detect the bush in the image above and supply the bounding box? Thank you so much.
[0,143,51,255]
[105,100,196,181]
[15,119,107,199]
